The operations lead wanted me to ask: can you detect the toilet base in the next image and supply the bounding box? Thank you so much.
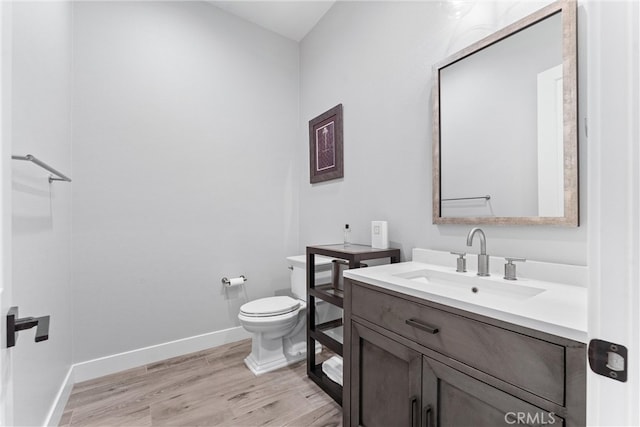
[244,340,322,376]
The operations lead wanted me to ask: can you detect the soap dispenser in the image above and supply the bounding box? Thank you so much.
[344,224,351,246]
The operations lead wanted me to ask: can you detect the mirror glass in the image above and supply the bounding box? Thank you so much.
[433,1,578,226]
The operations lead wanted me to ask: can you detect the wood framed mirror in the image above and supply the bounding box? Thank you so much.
[432,0,578,226]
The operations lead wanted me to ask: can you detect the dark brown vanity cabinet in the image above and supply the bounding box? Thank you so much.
[350,322,422,427]
[344,280,586,427]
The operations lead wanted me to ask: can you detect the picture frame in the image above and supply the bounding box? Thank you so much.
[309,104,343,184]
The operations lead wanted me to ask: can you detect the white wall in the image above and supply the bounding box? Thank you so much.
[10,2,73,426]
[299,1,588,266]
[71,1,300,363]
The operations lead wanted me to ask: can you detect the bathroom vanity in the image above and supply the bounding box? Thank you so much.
[342,249,587,427]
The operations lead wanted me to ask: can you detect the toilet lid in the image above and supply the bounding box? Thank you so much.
[240,296,300,317]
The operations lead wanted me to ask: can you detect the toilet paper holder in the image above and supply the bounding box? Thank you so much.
[222,276,247,287]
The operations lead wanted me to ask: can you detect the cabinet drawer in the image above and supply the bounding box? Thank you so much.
[351,283,565,405]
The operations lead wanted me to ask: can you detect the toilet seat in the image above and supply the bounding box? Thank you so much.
[240,296,301,317]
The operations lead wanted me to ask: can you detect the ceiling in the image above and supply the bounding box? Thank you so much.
[210,1,336,42]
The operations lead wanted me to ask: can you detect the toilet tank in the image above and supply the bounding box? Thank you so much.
[287,255,333,301]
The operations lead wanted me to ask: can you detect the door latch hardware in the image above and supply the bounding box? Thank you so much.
[6,306,50,348]
[588,339,627,382]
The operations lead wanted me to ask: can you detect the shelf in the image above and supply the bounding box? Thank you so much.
[306,244,401,408]
[311,319,343,355]
[322,324,344,345]
[316,318,343,333]
[309,284,344,307]
[309,363,342,405]
[307,244,401,262]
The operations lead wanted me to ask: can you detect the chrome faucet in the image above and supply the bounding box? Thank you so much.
[466,227,490,276]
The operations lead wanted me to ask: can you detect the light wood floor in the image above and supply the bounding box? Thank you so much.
[60,339,343,427]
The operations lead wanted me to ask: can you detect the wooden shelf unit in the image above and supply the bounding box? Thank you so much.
[306,244,401,406]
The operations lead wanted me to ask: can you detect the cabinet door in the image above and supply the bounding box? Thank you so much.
[350,322,422,427]
[422,356,565,427]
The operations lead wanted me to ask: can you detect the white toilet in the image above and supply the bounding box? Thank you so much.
[238,255,339,375]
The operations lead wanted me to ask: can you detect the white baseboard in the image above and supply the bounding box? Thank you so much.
[73,326,250,383]
[44,366,74,427]
[45,326,250,426]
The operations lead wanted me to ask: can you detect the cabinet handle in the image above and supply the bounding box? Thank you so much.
[410,396,418,427]
[406,318,439,334]
[423,405,432,427]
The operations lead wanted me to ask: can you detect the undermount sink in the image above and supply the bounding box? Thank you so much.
[394,268,546,301]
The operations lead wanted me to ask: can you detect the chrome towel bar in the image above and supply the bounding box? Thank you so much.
[441,195,490,202]
[12,154,72,183]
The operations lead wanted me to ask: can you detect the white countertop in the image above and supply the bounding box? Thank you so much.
[343,249,588,343]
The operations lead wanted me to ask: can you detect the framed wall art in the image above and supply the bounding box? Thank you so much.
[309,104,343,184]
